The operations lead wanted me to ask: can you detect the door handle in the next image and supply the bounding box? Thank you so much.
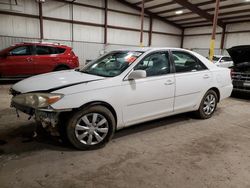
[164,80,174,85]
[26,57,33,63]
[203,74,210,79]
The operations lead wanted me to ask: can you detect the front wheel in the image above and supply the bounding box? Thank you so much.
[195,90,218,119]
[66,105,116,150]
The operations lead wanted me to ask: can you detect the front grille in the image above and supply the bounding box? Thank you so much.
[232,72,250,91]
[232,72,250,81]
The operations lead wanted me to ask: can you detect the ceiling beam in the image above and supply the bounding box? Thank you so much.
[146,1,174,10]
[173,0,224,27]
[133,0,154,6]
[222,14,250,21]
[158,0,227,16]
[167,1,250,22]
[116,0,182,29]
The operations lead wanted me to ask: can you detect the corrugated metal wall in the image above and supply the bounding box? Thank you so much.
[183,23,250,57]
[0,0,182,67]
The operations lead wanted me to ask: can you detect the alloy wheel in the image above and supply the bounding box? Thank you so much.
[74,113,109,145]
[203,94,216,115]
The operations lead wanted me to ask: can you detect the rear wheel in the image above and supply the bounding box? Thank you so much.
[66,105,115,150]
[195,90,218,119]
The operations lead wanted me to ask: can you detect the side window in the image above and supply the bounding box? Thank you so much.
[56,47,66,54]
[35,46,58,55]
[9,46,31,56]
[172,51,207,73]
[134,52,170,77]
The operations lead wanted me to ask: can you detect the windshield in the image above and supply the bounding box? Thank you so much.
[81,51,143,77]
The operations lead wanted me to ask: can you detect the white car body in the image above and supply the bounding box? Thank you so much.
[213,55,234,68]
[12,48,233,130]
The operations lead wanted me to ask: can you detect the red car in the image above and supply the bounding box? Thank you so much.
[0,42,79,78]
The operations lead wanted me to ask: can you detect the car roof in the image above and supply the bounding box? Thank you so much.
[13,42,70,48]
[113,47,190,52]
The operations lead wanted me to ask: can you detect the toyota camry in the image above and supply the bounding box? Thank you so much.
[10,48,233,150]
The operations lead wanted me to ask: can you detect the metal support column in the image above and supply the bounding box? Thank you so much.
[180,28,184,48]
[140,0,144,47]
[148,16,153,46]
[220,24,226,51]
[104,0,108,45]
[209,0,221,60]
[38,1,43,40]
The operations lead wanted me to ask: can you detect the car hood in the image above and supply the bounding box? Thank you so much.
[227,45,250,64]
[12,70,104,93]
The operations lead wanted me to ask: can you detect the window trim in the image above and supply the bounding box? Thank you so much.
[169,50,208,74]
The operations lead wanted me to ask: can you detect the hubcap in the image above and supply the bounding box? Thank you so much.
[203,94,216,115]
[74,113,109,145]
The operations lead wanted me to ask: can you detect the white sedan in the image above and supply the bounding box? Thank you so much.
[10,48,233,150]
[212,55,234,68]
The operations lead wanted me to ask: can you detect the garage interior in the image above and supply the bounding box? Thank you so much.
[0,0,250,187]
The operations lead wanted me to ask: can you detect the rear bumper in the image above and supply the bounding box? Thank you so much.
[233,88,250,93]
[220,84,233,100]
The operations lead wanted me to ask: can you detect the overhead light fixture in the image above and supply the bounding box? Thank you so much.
[245,0,250,2]
[175,10,183,15]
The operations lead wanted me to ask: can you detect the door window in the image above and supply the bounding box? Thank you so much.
[172,51,207,73]
[134,52,170,77]
[35,46,54,55]
[9,46,31,56]
[35,46,64,55]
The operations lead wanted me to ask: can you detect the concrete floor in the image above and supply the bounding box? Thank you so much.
[0,83,250,188]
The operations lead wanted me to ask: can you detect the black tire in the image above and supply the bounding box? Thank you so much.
[54,66,69,71]
[66,105,116,150]
[194,90,218,119]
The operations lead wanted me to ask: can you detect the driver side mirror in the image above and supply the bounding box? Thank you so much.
[127,70,146,80]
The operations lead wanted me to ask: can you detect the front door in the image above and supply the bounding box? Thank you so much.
[122,51,175,126]
[1,45,34,77]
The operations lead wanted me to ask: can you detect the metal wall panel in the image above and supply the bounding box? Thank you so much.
[153,19,182,34]
[108,0,140,14]
[0,15,40,38]
[43,20,71,41]
[108,28,149,46]
[151,34,181,47]
[73,24,104,43]
[43,0,71,20]
[73,5,103,24]
[0,0,38,15]
[108,11,149,30]
[183,35,221,49]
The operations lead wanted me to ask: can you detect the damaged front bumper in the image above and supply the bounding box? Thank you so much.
[11,100,71,136]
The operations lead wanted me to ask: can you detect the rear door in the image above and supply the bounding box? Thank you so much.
[0,45,34,77]
[171,50,212,112]
[32,45,59,74]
